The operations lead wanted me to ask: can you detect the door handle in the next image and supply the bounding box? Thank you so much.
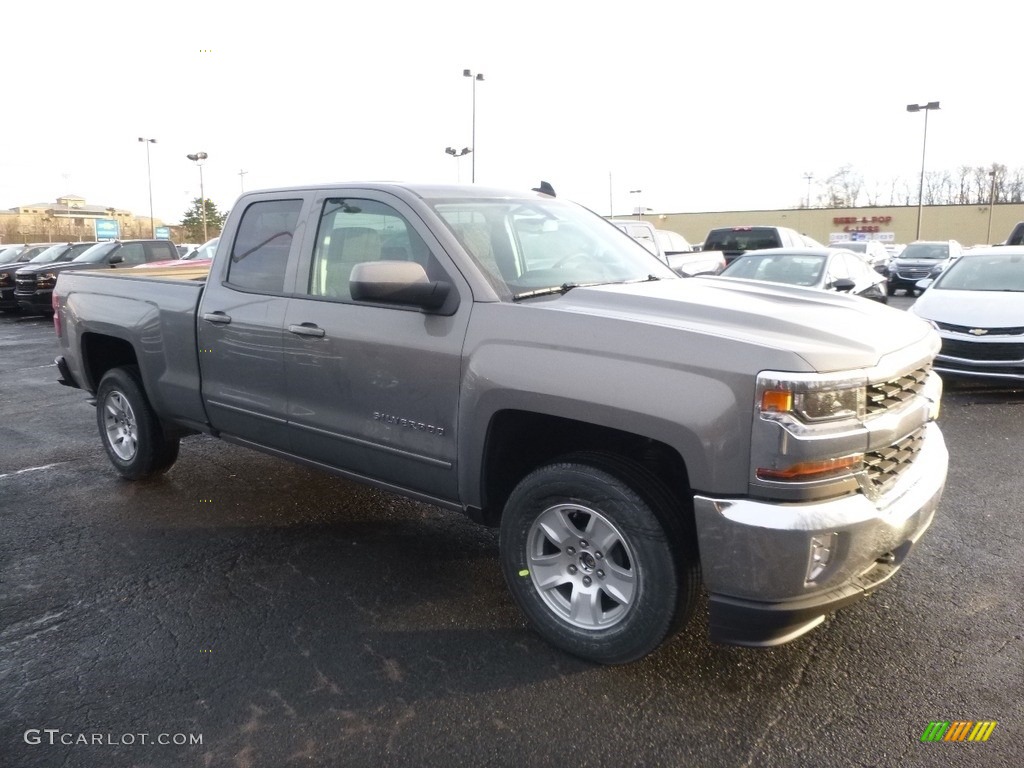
[288,323,326,338]
[202,312,232,325]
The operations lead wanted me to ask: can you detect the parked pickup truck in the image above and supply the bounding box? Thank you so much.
[609,219,723,277]
[53,182,948,664]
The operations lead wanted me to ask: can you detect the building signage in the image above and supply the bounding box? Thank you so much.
[833,215,893,233]
[155,226,171,240]
[94,219,120,241]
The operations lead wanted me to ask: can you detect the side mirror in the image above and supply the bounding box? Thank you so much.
[109,254,123,265]
[350,261,453,312]
[833,278,856,292]
[916,278,933,291]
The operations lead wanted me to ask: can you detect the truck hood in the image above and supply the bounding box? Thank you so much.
[541,276,936,373]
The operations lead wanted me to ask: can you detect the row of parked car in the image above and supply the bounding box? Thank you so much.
[0,238,219,314]
[605,220,1023,383]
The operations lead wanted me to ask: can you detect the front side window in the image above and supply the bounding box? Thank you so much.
[826,254,851,284]
[228,199,301,293]
[307,198,438,302]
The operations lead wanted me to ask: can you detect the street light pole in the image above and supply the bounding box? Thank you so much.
[239,169,248,194]
[463,69,484,182]
[138,137,157,238]
[187,152,209,242]
[444,146,471,182]
[803,172,813,209]
[987,170,997,244]
[906,101,940,240]
[629,189,643,220]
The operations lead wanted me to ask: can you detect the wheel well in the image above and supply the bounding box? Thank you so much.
[81,333,138,392]
[479,410,691,526]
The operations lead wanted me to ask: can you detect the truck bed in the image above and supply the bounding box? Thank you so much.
[57,269,210,431]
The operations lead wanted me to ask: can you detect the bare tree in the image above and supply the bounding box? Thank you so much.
[824,165,864,208]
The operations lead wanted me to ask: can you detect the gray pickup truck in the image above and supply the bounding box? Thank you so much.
[53,182,948,664]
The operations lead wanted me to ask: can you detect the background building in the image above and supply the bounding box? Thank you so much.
[647,202,1024,249]
[0,195,168,244]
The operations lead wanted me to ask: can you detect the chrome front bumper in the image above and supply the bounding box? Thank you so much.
[693,421,948,646]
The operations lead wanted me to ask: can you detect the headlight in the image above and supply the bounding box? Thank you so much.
[37,272,58,287]
[758,374,866,425]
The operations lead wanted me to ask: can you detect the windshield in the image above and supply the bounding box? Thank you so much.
[28,244,73,264]
[72,242,119,263]
[189,238,218,260]
[721,253,827,287]
[703,228,781,252]
[934,253,1024,291]
[429,197,675,299]
[899,243,949,260]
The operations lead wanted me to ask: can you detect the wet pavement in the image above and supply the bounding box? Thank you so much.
[1,308,1021,768]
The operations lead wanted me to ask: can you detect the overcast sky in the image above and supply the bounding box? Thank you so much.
[2,0,1020,224]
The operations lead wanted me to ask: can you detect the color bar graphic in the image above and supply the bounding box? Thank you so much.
[921,721,997,743]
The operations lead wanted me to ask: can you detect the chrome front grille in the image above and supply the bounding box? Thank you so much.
[865,365,930,416]
[896,268,931,280]
[865,427,925,496]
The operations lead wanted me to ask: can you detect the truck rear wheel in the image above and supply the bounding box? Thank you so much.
[499,453,699,664]
[96,366,180,480]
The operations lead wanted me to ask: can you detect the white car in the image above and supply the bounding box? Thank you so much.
[830,240,889,273]
[910,246,1024,382]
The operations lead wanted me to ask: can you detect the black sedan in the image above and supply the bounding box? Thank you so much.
[717,247,888,303]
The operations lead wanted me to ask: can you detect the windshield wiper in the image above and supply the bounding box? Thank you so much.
[512,275,662,301]
[513,283,583,301]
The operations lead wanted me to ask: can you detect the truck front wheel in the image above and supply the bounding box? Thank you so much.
[96,366,180,480]
[499,454,699,664]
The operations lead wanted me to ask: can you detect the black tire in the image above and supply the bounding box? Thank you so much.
[885,282,896,296]
[499,452,700,664]
[95,366,180,480]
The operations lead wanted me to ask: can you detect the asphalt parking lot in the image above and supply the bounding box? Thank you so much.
[1,300,1022,768]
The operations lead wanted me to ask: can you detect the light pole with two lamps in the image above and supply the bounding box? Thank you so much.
[629,189,644,220]
[906,101,940,240]
[186,152,209,242]
[444,146,471,182]
[138,137,157,238]
[462,69,484,182]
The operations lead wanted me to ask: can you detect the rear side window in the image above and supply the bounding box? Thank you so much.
[147,241,178,262]
[228,200,302,293]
